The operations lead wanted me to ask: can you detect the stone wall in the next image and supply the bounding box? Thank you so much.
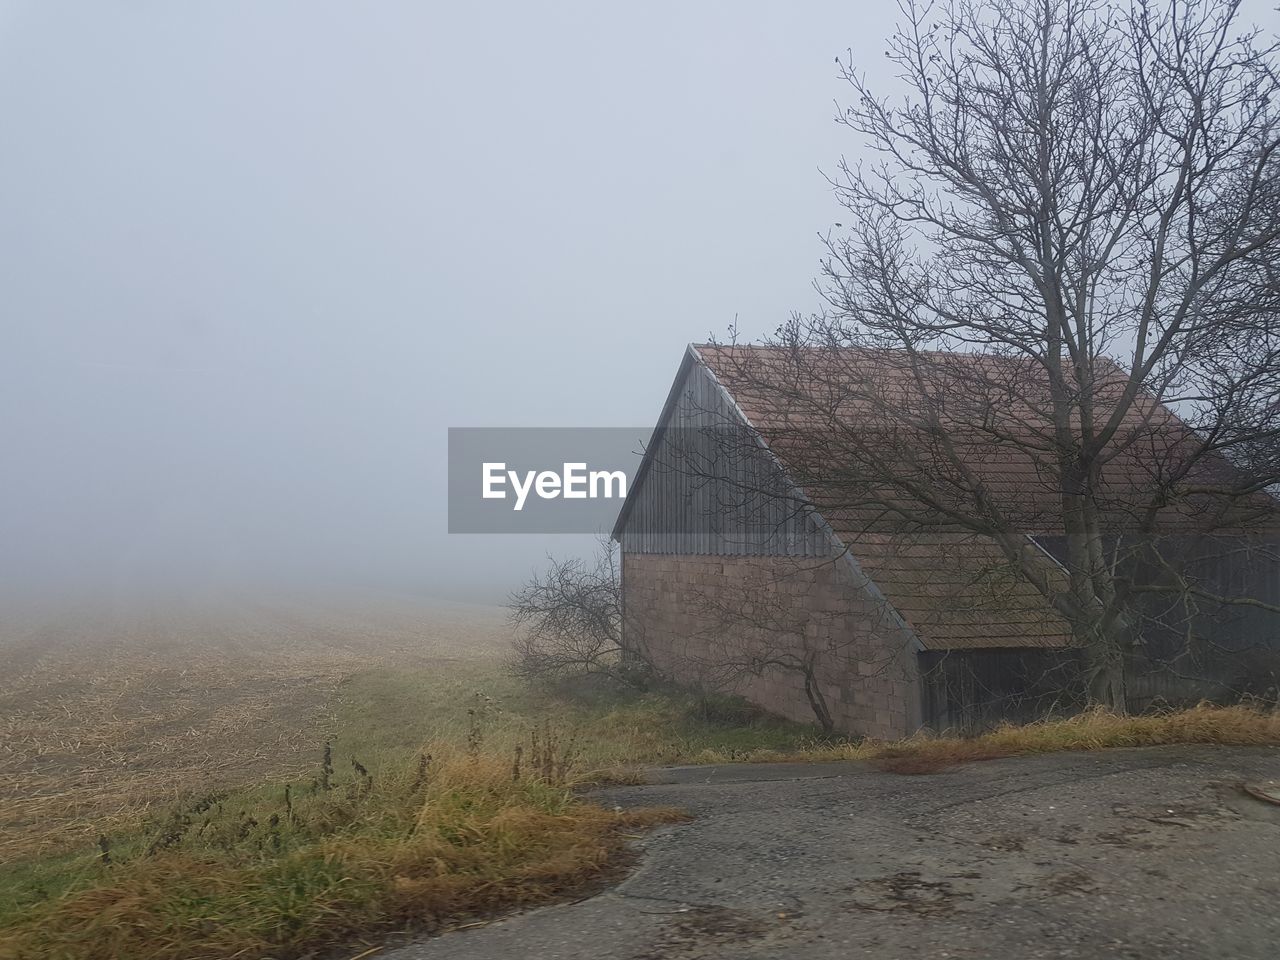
[621,552,922,739]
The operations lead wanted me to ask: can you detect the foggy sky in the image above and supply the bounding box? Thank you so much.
[3,1,1277,605]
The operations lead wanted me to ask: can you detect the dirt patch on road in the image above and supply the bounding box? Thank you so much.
[847,871,972,916]
[636,906,778,959]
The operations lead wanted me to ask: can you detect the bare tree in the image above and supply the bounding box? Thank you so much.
[508,541,649,688]
[709,0,1280,710]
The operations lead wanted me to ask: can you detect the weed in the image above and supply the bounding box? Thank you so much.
[317,739,335,792]
[407,752,433,796]
[465,693,494,759]
[350,757,373,797]
[528,719,580,784]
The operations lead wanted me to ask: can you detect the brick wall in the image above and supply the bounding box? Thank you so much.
[621,552,922,739]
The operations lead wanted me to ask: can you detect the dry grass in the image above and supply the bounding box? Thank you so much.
[684,702,1280,773]
[0,742,685,960]
[863,702,1280,773]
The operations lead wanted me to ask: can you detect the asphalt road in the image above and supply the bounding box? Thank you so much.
[386,746,1280,960]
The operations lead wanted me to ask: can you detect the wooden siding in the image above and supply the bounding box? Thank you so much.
[1033,532,1280,685]
[619,360,831,557]
[919,649,1088,733]
[920,641,1280,733]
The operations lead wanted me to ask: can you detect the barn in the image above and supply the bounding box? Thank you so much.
[611,344,1280,738]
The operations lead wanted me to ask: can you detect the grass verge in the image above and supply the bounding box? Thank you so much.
[861,702,1280,773]
[0,741,684,960]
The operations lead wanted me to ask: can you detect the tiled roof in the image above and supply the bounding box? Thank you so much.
[694,344,1275,651]
[849,532,1073,649]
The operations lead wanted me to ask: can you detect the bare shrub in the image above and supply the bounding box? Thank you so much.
[508,541,651,689]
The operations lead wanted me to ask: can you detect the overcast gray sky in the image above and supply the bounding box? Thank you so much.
[2,1,1277,605]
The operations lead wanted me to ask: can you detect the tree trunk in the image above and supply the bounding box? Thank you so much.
[802,661,836,734]
[1082,604,1131,713]
[1087,653,1126,712]
[1059,479,1131,712]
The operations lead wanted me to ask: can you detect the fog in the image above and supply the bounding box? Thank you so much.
[3,1,1277,607]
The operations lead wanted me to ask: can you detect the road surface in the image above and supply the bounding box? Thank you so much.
[386,745,1280,960]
